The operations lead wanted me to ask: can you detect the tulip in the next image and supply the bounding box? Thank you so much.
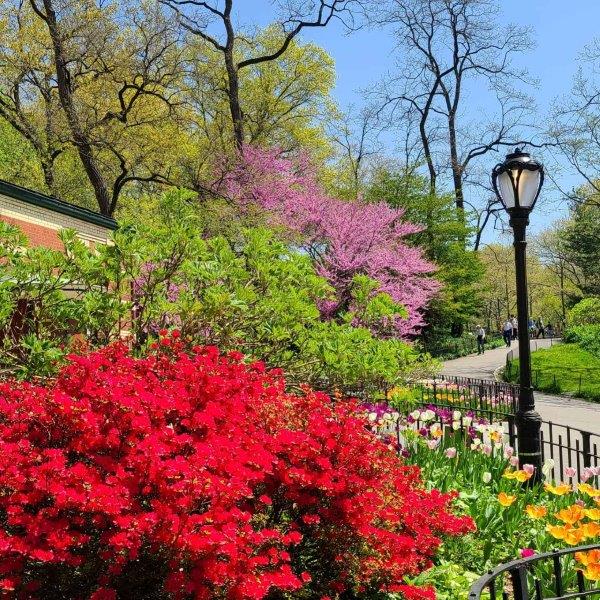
[503,445,514,458]
[483,472,492,484]
[525,504,547,519]
[510,456,519,467]
[523,464,535,476]
[581,467,594,482]
[498,492,516,507]
[445,447,457,459]
[542,458,555,478]
[564,466,577,479]
[521,548,535,558]
[427,439,440,450]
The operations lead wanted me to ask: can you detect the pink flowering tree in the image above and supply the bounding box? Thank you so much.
[222,146,440,337]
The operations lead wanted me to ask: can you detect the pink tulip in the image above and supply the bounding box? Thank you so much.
[564,466,576,479]
[581,467,593,482]
[445,447,457,458]
[521,548,535,558]
[523,464,535,476]
[510,456,519,467]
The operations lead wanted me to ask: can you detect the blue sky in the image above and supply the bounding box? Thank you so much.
[234,1,600,239]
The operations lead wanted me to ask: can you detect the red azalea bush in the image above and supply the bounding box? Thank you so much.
[0,334,473,599]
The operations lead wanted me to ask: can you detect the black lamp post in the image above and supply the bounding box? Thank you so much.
[492,148,544,482]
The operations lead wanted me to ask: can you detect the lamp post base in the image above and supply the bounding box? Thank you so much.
[516,397,542,483]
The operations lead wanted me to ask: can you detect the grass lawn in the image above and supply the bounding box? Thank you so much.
[505,343,600,402]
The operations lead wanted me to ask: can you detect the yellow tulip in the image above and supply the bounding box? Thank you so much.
[555,504,586,525]
[577,483,600,497]
[498,492,516,507]
[526,504,547,519]
[584,508,600,521]
[545,483,572,496]
[503,469,531,482]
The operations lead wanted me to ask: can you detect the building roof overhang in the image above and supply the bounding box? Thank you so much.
[0,179,118,230]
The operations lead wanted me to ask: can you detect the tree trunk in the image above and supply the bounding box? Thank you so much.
[448,112,464,215]
[41,159,56,197]
[40,0,112,216]
[224,51,244,150]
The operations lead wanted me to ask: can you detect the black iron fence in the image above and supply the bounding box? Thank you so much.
[405,377,600,483]
[411,376,519,418]
[468,543,600,599]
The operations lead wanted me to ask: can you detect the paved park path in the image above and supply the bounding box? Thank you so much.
[443,339,600,435]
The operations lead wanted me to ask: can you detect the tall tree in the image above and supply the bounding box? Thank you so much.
[368,0,534,220]
[550,41,600,206]
[560,190,600,297]
[160,0,352,150]
[0,2,65,196]
[27,0,184,215]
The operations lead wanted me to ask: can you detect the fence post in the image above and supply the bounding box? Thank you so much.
[508,416,517,448]
[582,432,592,468]
[510,566,530,600]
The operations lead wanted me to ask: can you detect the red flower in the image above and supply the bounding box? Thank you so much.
[0,343,471,598]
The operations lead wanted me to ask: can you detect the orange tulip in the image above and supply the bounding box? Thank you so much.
[582,563,600,581]
[576,549,600,566]
[526,504,547,519]
[581,522,600,539]
[546,524,586,545]
[555,504,586,525]
[498,492,516,507]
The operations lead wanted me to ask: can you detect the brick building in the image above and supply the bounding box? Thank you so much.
[0,179,117,248]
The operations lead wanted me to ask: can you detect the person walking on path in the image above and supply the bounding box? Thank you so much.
[476,325,486,355]
[511,315,518,340]
[536,317,545,339]
[502,319,513,347]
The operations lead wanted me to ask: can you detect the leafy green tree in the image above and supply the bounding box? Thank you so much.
[366,167,483,335]
[562,192,600,297]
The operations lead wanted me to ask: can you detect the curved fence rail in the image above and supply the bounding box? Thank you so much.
[468,544,600,600]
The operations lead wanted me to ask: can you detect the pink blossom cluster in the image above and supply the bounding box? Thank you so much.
[222,146,440,337]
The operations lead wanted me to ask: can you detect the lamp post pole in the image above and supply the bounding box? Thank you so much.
[510,209,542,481]
[492,148,545,483]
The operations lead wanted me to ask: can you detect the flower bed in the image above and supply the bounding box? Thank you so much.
[0,335,472,599]
[363,402,600,597]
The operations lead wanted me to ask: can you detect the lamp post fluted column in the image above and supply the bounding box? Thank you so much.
[510,210,542,481]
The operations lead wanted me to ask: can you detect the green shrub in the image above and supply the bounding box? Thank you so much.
[0,193,437,392]
[568,297,600,325]
[564,324,600,358]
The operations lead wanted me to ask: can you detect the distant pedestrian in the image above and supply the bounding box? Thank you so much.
[502,319,513,347]
[536,317,545,339]
[476,325,486,355]
[528,318,536,338]
[511,315,518,340]
[546,323,555,338]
